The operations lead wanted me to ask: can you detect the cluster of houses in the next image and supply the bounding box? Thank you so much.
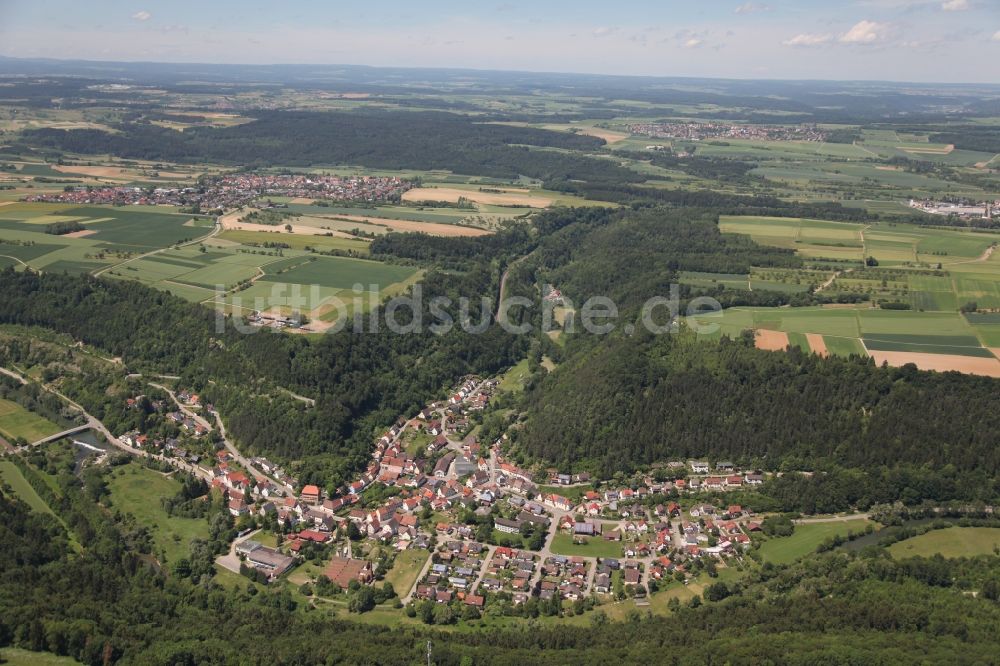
[626,122,828,142]
[478,547,538,602]
[539,555,592,602]
[414,541,489,606]
[593,558,646,594]
[24,173,413,210]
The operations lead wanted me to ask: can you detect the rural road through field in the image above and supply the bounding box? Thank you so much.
[92,217,221,278]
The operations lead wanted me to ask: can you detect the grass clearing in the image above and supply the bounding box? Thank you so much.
[888,527,1000,559]
[106,463,210,564]
[0,398,63,442]
[758,519,874,565]
[0,460,56,516]
[383,548,430,597]
[0,648,81,665]
[550,532,623,558]
[497,358,532,394]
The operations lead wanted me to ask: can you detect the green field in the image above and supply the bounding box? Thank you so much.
[497,358,532,394]
[823,335,867,357]
[213,254,420,318]
[106,464,210,564]
[217,229,371,254]
[862,333,994,357]
[383,548,430,597]
[550,532,623,558]
[888,527,1000,559]
[0,398,63,442]
[758,519,874,565]
[0,460,56,516]
[0,202,215,276]
[261,255,417,290]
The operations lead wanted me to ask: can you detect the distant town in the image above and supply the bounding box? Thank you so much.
[626,122,828,142]
[22,172,414,211]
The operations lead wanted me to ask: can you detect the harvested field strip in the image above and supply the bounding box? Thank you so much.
[867,350,1000,377]
[806,333,829,357]
[755,329,790,351]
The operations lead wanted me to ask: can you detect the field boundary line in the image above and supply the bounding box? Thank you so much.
[92,217,220,278]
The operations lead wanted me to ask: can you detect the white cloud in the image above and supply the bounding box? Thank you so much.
[734,2,771,14]
[840,20,890,44]
[941,0,969,10]
[592,26,618,37]
[683,38,704,48]
[993,29,1000,41]
[131,10,152,21]
[783,33,833,46]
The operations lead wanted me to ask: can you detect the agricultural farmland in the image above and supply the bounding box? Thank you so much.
[0,202,210,274]
[688,305,1000,376]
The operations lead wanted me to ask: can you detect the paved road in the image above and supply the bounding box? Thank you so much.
[470,545,496,595]
[4,366,211,480]
[151,382,291,492]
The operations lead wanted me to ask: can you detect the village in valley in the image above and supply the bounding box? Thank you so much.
[104,368,779,624]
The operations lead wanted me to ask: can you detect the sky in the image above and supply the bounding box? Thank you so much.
[1,0,999,83]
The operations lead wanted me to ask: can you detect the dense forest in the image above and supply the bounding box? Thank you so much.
[525,207,801,313]
[0,264,527,491]
[518,329,1000,491]
[24,110,644,185]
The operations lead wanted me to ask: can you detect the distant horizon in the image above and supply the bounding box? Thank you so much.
[1,0,998,84]
[2,52,999,89]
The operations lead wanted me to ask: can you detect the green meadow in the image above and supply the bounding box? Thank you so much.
[106,464,211,564]
[758,519,874,565]
[888,527,1000,559]
[0,460,57,516]
[0,202,211,275]
[0,398,63,442]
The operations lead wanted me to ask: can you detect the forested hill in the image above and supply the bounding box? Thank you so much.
[24,110,643,184]
[518,328,1000,487]
[0,266,527,489]
[527,207,802,313]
